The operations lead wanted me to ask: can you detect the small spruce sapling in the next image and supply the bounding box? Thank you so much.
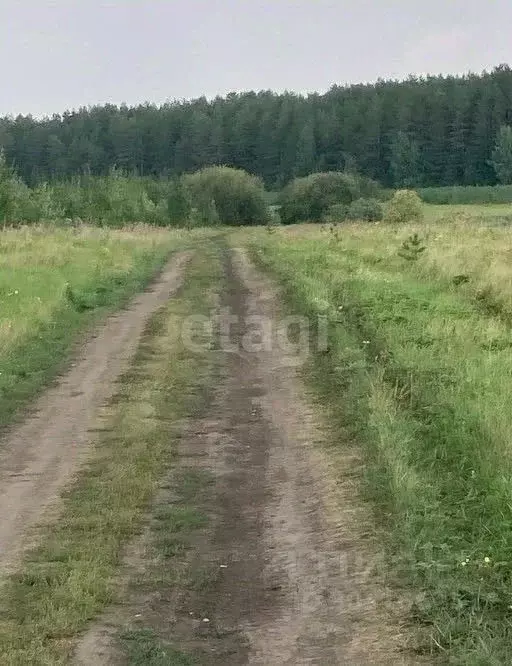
[398,233,426,261]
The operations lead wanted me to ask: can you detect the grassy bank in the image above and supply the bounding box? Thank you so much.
[0,242,220,664]
[0,225,199,430]
[244,222,512,664]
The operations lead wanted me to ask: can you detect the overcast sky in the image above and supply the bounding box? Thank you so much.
[1,0,510,117]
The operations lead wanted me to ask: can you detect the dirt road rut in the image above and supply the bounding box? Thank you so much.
[0,252,190,573]
[169,248,402,664]
[78,246,410,665]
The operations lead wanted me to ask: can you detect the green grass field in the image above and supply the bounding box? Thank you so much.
[242,219,512,664]
[3,217,512,663]
[419,184,512,206]
[423,202,512,222]
[0,225,199,430]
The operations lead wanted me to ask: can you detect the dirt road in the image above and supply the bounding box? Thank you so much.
[0,241,412,664]
[0,252,190,573]
[76,245,409,665]
[171,248,403,664]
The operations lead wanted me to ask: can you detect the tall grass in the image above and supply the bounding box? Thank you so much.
[0,225,193,429]
[246,221,512,664]
[423,202,512,224]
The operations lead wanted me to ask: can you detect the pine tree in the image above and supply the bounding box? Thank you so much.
[390,131,421,187]
[0,68,510,188]
[294,120,316,177]
[491,125,512,183]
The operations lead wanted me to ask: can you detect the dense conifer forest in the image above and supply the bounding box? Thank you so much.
[2,65,512,188]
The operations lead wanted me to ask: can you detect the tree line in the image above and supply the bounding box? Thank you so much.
[2,65,512,189]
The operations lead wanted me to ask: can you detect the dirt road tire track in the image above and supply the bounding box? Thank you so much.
[201,247,407,665]
[75,244,415,665]
[231,248,409,665]
[0,251,191,573]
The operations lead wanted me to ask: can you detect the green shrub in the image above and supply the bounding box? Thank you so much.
[385,189,424,224]
[0,155,269,227]
[51,172,177,227]
[182,166,269,226]
[357,176,383,200]
[165,180,190,225]
[268,204,281,225]
[195,198,220,226]
[323,203,348,223]
[279,171,381,224]
[0,152,32,225]
[347,198,383,221]
[51,178,84,219]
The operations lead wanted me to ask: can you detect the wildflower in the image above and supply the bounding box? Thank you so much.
[461,561,467,567]
[484,556,491,564]
[363,340,371,345]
